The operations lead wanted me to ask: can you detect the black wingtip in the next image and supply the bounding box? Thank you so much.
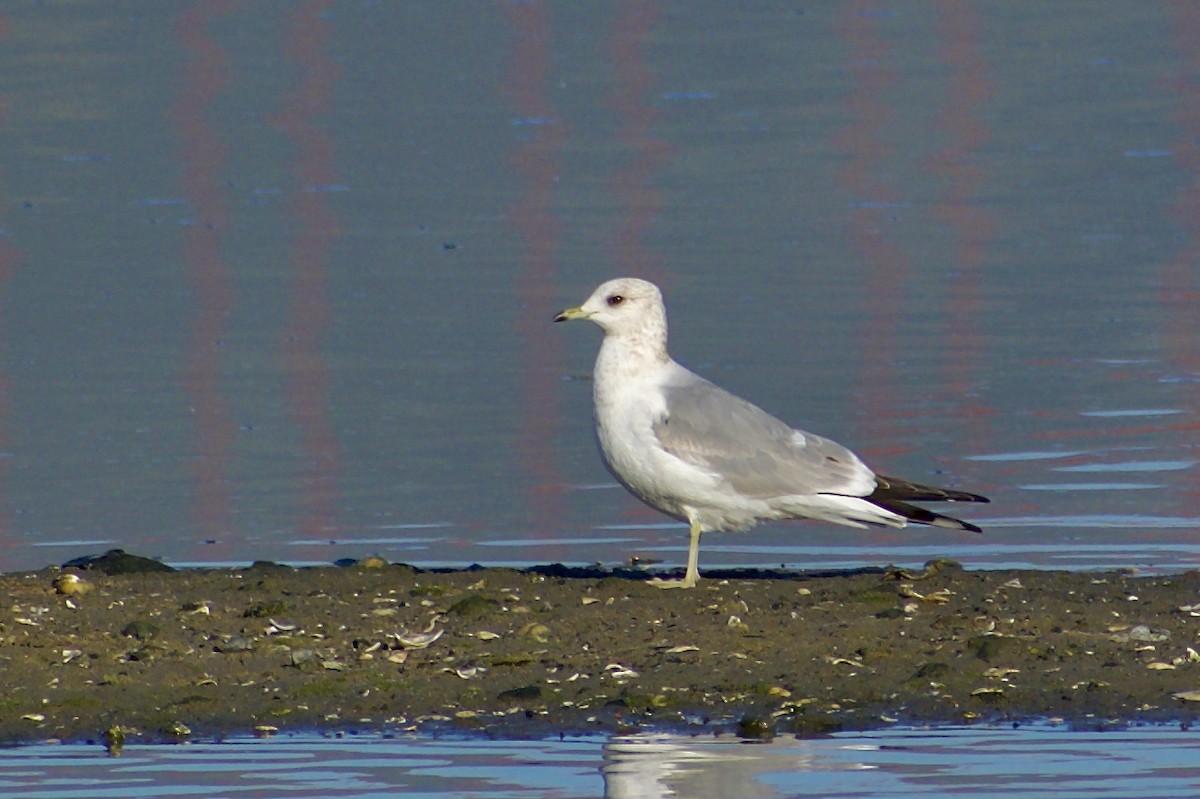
[872,474,989,505]
[868,497,985,534]
[929,514,984,535]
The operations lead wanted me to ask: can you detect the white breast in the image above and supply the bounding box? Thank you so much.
[592,362,769,529]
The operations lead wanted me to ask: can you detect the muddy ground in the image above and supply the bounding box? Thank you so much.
[4,551,1200,748]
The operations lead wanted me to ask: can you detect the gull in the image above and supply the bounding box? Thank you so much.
[554,277,988,588]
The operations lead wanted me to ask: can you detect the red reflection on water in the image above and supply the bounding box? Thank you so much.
[606,1,670,284]
[273,1,344,540]
[1161,1,1200,513]
[926,1,998,459]
[832,4,909,462]
[173,1,238,557]
[503,1,573,544]
[0,10,21,539]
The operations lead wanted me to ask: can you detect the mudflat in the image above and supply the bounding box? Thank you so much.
[4,552,1200,747]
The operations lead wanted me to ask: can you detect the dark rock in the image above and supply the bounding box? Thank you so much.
[65,549,174,575]
[120,620,160,640]
[967,635,1018,663]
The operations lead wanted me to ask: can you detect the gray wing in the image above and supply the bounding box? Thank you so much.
[653,370,874,499]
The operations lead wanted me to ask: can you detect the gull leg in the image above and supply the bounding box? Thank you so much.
[649,520,702,589]
[683,519,701,586]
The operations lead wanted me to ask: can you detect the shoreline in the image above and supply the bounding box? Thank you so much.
[4,553,1200,747]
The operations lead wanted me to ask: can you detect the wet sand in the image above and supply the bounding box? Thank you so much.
[3,551,1200,747]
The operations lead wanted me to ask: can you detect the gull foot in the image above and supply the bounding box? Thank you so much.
[648,575,698,590]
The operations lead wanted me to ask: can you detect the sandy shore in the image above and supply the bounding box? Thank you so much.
[3,551,1200,747]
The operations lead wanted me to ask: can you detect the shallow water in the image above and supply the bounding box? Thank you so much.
[0,2,1197,576]
[3,725,1199,799]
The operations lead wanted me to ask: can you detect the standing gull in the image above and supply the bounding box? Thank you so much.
[554,277,988,589]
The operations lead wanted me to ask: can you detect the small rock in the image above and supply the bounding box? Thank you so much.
[967,635,1017,663]
[1111,624,1169,643]
[103,724,128,756]
[163,721,191,738]
[217,636,254,653]
[120,620,160,641]
[290,648,316,666]
[498,685,542,701]
[447,594,497,617]
[518,622,552,642]
[736,716,775,740]
[243,600,288,618]
[53,573,93,596]
[912,661,951,680]
[970,687,1006,703]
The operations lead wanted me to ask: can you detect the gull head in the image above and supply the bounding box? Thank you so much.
[552,277,666,338]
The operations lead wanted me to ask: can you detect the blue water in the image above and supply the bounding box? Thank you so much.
[2,725,1198,798]
[0,1,1197,577]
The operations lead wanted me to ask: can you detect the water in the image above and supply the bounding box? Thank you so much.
[2,725,1199,798]
[0,2,1197,576]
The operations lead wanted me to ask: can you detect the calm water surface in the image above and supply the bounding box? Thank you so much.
[3,726,1199,798]
[0,3,1197,578]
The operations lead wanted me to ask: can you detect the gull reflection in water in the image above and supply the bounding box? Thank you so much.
[602,733,869,798]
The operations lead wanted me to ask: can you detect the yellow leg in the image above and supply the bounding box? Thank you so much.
[649,519,702,589]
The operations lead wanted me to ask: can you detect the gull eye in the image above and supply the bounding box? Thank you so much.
[606,294,625,307]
